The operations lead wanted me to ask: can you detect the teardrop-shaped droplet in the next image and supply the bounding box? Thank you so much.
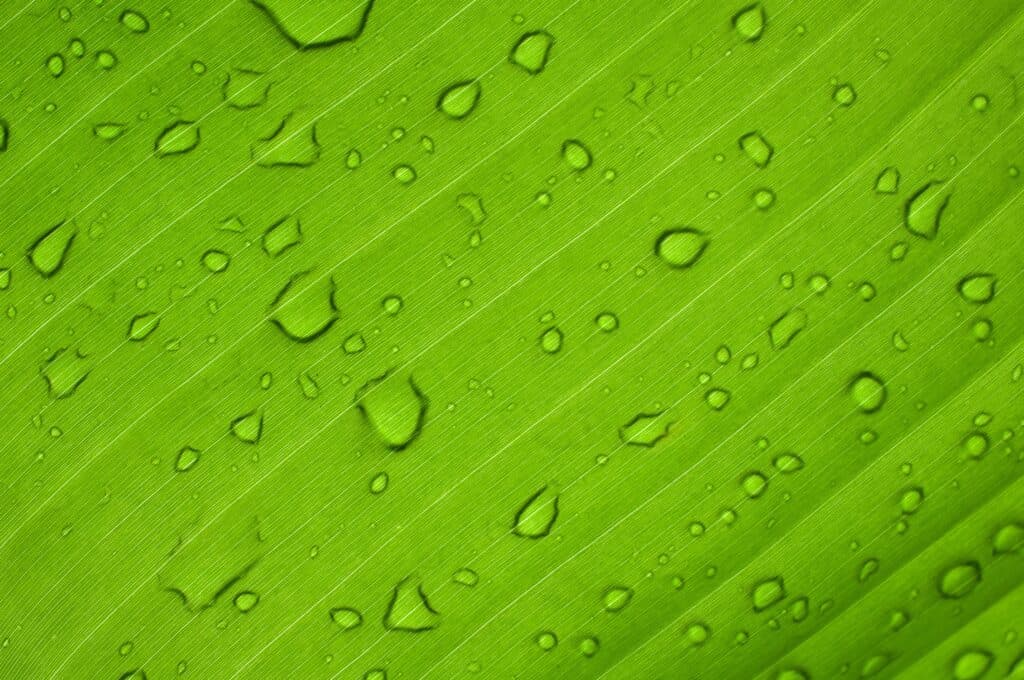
[603,585,633,612]
[230,409,264,445]
[437,80,481,120]
[957,273,996,304]
[733,4,766,41]
[768,308,807,349]
[751,576,785,612]
[512,485,559,539]
[27,219,77,278]
[655,227,708,269]
[329,606,363,631]
[154,120,200,157]
[127,312,160,341]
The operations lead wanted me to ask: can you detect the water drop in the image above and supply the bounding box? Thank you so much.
[512,486,559,539]
[127,312,160,341]
[343,332,366,354]
[155,121,200,157]
[751,576,785,611]
[539,326,563,354]
[369,472,389,494]
[742,471,768,498]
[252,114,320,167]
[957,273,996,304]
[753,187,776,209]
[383,576,440,632]
[684,622,710,647]
[595,312,619,332]
[602,585,633,612]
[992,521,1024,555]
[772,452,804,473]
[27,219,76,278]
[201,249,230,273]
[120,9,150,33]
[262,215,302,257]
[899,486,924,514]
[298,371,319,399]
[705,387,731,411]
[768,307,807,349]
[510,31,554,74]
[562,139,592,172]
[355,371,429,450]
[268,271,338,342]
[655,227,708,269]
[579,636,600,657]
[904,180,951,240]
[230,409,264,444]
[849,372,886,413]
[456,193,486,225]
[392,164,417,184]
[40,347,91,399]
[175,446,200,472]
[733,4,766,41]
[962,431,989,460]
[233,591,259,612]
[874,167,900,194]
[452,568,478,587]
[937,561,981,599]
[952,648,993,680]
[96,50,118,70]
[619,411,673,448]
[970,94,990,112]
[536,631,557,651]
[94,122,127,140]
[858,558,879,582]
[329,607,363,631]
[46,54,65,78]
[437,80,481,120]
[251,0,373,48]
[739,131,773,168]
[222,68,270,109]
[833,83,856,106]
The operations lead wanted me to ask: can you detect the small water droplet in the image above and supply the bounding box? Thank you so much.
[120,9,150,33]
[768,307,807,349]
[329,607,363,631]
[874,167,900,194]
[155,120,200,157]
[904,180,952,240]
[619,411,673,448]
[957,273,996,304]
[175,446,200,472]
[742,471,768,498]
[536,630,557,651]
[849,372,886,413]
[234,591,259,612]
[833,82,856,106]
[127,312,160,341]
[262,215,302,257]
[201,249,230,273]
[539,326,564,354]
[562,139,592,172]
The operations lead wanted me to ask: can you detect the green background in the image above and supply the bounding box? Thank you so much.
[0,0,1022,678]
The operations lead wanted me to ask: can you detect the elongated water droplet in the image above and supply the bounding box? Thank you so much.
[120,9,149,33]
[452,568,478,587]
[751,576,785,611]
[510,31,554,74]
[155,121,200,157]
[739,131,773,168]
[938,561,981,599]
[512,486,559,539]
[175,446,200,472]
[957,273,996,304]
[539,326,563,354]
[437,80,481,120]
[952,649,993,680]
[383,577,440,632]
[127,312,160,341]
[355,371,429,450]
[655,227,708,268]
[768,307,807,349]
[772,452,804,473]
[27,219,77,278]
[619,411,673,448]
[263,215,302,257]
[899,486,924,514]
[329,607,363,631]
[992,521,1024,555]
[234,591,259,612]
[602,586,633,612]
